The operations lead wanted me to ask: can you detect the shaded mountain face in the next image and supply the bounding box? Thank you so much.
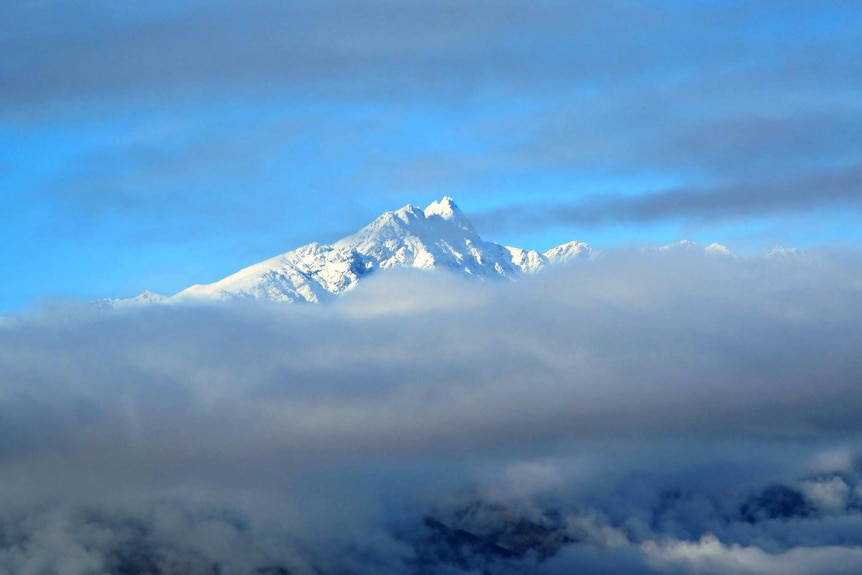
[739,484,814,523]
[405,497,576,574]
[112,197,594,306]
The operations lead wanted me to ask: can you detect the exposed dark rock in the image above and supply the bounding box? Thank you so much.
[408,498,576,573]
[451,500,575,559]
[413,516,516,572]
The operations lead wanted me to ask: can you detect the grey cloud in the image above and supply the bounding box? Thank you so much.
[0,0,623,110]
[2,252,862,572]
[511,97,862,181]
[5,1,857,113]
[476,164,862,231]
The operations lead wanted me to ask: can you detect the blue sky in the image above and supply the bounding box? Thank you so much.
[2,0,861,311]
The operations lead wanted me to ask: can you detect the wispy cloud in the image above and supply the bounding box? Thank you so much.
[477,165,862,231]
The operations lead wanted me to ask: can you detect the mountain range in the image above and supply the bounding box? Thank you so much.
[109,197,595,306]
[108,196,741,308]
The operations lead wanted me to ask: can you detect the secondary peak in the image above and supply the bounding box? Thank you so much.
[423,197,476,234]
[423,196,458,219]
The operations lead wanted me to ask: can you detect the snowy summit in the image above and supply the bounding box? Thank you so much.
[111,197,594,306]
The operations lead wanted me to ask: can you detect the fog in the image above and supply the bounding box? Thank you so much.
[2,250,862,573]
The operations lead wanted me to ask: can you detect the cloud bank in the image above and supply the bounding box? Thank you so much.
[1,250,862,573]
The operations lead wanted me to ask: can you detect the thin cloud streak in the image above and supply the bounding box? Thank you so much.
[477,165,862,232]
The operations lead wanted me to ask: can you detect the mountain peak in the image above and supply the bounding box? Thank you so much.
[543,240,593,264]
[424,196,473,233]
[106,197,594,307]
[424,196,457,216]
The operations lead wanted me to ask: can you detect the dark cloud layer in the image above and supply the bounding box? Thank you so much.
[2,251,862,573]
[0,1,676,107]
[4,1,858,109]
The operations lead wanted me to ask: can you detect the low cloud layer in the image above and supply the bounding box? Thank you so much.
[1,251,862,573]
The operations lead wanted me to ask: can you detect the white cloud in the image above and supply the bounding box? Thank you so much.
[802,477,850,512]
[808,448,854,474]
[644,534,862,575]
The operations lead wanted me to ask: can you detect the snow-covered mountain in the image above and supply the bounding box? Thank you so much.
[112,197,593,306]
[645,239,733,256]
